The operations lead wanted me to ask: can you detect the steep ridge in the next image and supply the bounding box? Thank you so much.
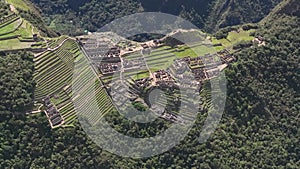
[264,0,300,19]
[205,0,282,32]
[29,0,283,35]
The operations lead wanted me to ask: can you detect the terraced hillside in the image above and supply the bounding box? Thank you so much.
[72,53,117,125]
[34,37,116,126]
[32,26,255,128]
[0,1,41,50]
[33,38,79,125]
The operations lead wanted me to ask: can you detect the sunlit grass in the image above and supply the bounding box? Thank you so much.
[7,0,31,11]
[0,38,33,50]
[212,29,255,48]
[131,70,150,80]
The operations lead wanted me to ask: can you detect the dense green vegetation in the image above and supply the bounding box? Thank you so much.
[30,0,142,35]
[0,0,299,168]
[19,9,57,37]
[30,0,281,35]
[0,1,11,17]
[0,51,35,112]
[205,0,281,31]
[1,11,299,168]
[0,113,111,168]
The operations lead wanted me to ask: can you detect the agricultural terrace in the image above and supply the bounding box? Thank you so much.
[34,38,116,126]
[46,35,69,49]
[0,4,41,50]
[6,0,33,12]
[33,39,80,125]
[93,29,254,124]
[34,28,255,127]
[72,52,117,125]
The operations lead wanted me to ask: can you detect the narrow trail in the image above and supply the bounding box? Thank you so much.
[26,104,43,115]
[34,37,75,57]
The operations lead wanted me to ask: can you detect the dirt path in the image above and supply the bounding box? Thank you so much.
[26,104,43,114]
[34,37,75,57]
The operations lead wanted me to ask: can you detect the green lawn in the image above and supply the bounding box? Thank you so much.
[0,18,36,50]
[212,37,232,48]
[212,29,255,48]
[131,70,150,80]
[0,19,21,34]
[227,29,255,43]
[125,40,218,72]
[17,21,33,38]
[7,0,31,11]
[0,38,33,50]
[173,44,217,58]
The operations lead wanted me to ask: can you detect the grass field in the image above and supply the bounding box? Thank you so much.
[144,49,177,71]
[123,35,219,75]
[0,38,33,50]
[7,0,31,11]
[212,29,255,48]
[0,16,38,50]
[174,44,217,58]
[0,18,22,34]
[131,70,150,80]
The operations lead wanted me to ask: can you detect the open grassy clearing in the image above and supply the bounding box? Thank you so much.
[212,29,255,48]
[173,44,217,58]
[138,45,216,71]
[6,0,31,11]
[122,67,150,81]
[0,38,33,50]
[124,38,218,75]
[228,29,255,42]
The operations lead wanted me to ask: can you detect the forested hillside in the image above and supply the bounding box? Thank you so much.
[0,0,299,167]
[205,0,281,31]
[0,52,35,113]
[30,0,142,35]
[29,0,281,35]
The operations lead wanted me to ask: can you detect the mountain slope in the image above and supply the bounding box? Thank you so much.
[263,0,300,20]
[205,0,282,31]
[29,0,283,35]
[0,0,299,168]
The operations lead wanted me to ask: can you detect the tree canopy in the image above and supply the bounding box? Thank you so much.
[0,51,35,113]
